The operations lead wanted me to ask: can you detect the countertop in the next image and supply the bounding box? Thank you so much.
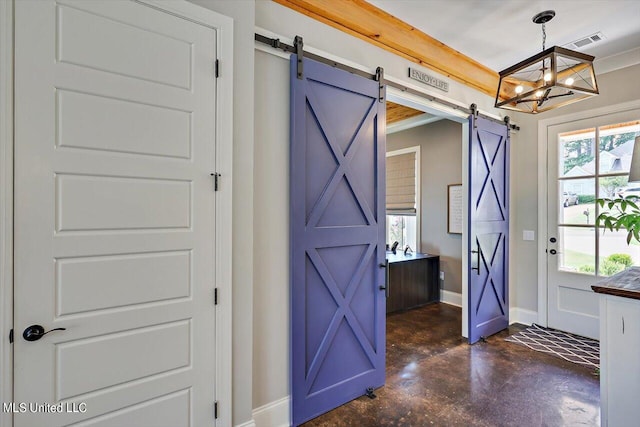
[386,251,439,264]
[591,266,640,300]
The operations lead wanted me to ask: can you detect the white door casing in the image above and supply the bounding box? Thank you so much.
[12,1,233,426]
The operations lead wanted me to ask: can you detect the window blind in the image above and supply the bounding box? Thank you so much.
[386,152,416,214]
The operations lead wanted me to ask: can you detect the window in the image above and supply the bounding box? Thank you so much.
[386,147,419,251]
[386,214,416,251]
[558,120,640,276]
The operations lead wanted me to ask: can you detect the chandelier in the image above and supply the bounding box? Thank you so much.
[495,10,599,114]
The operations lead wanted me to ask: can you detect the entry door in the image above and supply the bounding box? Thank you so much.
[14,1,217,425]
[290,56,386,425]
[468,116,510,344]
[546,111,640,339]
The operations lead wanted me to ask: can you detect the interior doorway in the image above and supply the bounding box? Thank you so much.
[385,89,470,336]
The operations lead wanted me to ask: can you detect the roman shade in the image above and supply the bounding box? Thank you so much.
[386,152,416,214]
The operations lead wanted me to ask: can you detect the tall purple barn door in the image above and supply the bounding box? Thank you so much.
[290,56,386,425]
[468,116,510,344]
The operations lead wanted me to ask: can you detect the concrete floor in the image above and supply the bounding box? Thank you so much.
[303,303,600,426]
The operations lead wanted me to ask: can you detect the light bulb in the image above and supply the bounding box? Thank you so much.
[565,77,575,86]
[515,85,524,94]
[535,90,544,98]
[544,72,552,82]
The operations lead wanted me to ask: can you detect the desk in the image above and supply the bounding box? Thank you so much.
[386,252,439,314]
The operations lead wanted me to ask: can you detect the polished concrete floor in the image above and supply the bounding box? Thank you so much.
[303,303,600,426]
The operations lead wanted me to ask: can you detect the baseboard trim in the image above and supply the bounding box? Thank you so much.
[252,396,290,427]
[509,308,538,326]
[440,290,462,307]
[236,420,256,427]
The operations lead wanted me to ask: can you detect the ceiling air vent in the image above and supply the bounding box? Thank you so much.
[564,32,606,50]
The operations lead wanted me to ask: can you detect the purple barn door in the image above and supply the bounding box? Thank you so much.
[468,115,510,344]
[290,56,386,425]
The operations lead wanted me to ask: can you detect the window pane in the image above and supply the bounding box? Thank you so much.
[599,175,629,200]
[598,229,640,276]
[559,179,595,225]
[559,128,596,178]
[386,215,417,251]
[598,121,640,175]
[558,226,595,274]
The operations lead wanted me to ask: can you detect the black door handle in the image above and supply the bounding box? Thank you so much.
[23,325,66,342]
[471,249,480,275]
[379,260,390,298]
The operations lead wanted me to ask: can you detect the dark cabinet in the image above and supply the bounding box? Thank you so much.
[386,252,440,314]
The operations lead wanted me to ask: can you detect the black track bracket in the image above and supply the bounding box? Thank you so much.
[365,387,377,399]
[294,35,304,79]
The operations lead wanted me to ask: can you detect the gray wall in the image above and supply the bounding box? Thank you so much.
[510,63,640,312]
[253,49,290,408]
[187,1,255,424]
[387,120,463,293]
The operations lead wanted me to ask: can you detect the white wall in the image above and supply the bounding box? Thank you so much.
[387,120,464,293]
[510,63,640,314]
[187,1,255,425]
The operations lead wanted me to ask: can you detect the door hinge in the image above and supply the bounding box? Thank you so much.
[214,288,219,305]
[210,173,221,191]
[215,59,220,78]
[214,401,218,419]
[9,329,13,344]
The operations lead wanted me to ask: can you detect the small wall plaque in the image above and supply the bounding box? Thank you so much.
[408,67,449,92]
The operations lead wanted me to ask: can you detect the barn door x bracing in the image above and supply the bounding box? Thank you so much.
[290,56,386,425]
[14,1,219,425]
[468,116,510,344]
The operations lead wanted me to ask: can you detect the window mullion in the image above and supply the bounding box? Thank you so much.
[595,126,600,276]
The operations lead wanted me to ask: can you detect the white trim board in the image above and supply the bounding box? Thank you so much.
[2,2,234,426]
[387,113,444,134]
[0,2,14,426]
[536,99,640,330]
[440,290,462,307]
[509,308,538,326]
[252,396,290,427]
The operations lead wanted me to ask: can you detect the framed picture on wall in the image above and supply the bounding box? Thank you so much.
[447,184,463,234]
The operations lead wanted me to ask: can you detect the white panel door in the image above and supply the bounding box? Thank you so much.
[546,110,640,339]
[14,1,217,425]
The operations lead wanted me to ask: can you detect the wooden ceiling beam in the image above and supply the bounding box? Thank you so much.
[386,101,425,124]
[273,0,501,99]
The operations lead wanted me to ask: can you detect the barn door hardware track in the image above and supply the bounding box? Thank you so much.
[254,33,519,131]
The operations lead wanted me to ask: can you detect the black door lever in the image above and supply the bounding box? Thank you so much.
[23,325,66,342]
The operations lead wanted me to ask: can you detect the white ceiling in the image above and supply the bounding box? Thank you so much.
[368,0,640,73]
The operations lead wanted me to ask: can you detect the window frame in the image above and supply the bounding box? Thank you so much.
[557,120,640,276]
[386,146,421,252]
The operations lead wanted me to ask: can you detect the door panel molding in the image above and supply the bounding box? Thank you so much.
[468,116,510,344]
[290,56,386,425]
